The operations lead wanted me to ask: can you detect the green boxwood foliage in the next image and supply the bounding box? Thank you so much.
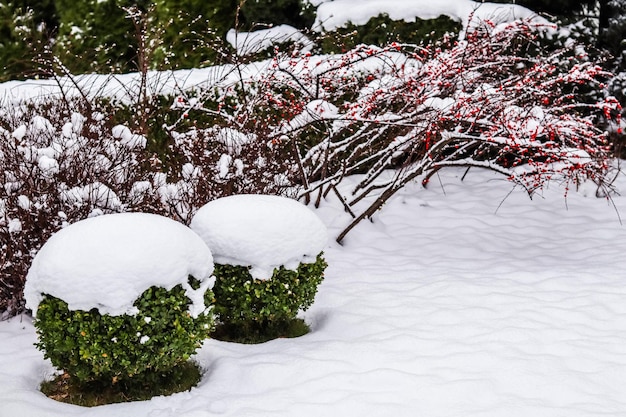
[0,1,53,81]
[33,280,214,386]
[212,253,327,329]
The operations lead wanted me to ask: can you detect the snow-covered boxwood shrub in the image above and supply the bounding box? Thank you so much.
[190,194,328,341]
[24,213,215,390]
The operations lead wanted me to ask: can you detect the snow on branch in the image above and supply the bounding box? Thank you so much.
[253,18,618,242]
[158,17,618,243]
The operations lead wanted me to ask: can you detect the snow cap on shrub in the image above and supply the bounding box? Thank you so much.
[24,213,214,317]
[190,195,328,280]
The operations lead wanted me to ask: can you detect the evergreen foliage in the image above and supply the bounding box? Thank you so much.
[239,0,315,30]
[599,0,626,68]
[205,0,238,38]
[320,13,461,53]
[33,281,214,386]
[54,0,144,74]
[50,0,235,73]
[211,253,327,340]
[151,0,222,69]
[0,2,53,81]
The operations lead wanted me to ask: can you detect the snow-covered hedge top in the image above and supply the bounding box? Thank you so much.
[226,25,314,56]
[24,213,214,318]
[190,195,328,280]
[311,0,550,34]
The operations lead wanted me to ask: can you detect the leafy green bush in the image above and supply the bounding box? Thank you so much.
[33,280,214,387]
[239,0,315,30]
[320,13,461,53]
[54,0,140,74]
[212,253,326,336]
[0,2,52,81]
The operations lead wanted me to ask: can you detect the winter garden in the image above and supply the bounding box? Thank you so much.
[1,0,626,415]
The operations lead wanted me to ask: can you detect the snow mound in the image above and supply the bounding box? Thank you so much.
[190,195,328,280]
[24,213,214,317]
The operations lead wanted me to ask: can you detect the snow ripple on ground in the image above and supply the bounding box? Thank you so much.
[1,168,626,416]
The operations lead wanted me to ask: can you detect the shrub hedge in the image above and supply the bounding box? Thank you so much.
[320,13,461,53]
[212,253,327,330]
[33,280,214,386]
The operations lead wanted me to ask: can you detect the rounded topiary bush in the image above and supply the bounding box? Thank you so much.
[24,213,215,398]
[211,254,327,341]
[34,282,213,388]
[190,194,328,342]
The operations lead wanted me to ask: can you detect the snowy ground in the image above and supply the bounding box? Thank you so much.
[2,167,626,417]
